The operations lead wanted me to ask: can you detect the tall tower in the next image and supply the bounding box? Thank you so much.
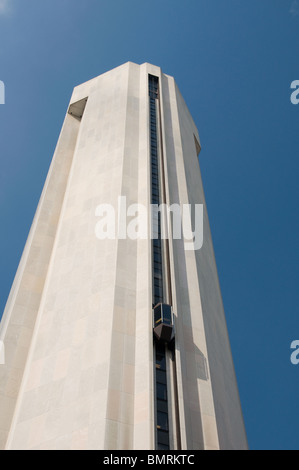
[0,62,247,450]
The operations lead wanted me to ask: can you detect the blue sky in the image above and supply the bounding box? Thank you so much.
[0,0,299,450]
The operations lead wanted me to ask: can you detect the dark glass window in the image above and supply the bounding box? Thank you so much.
[156,351,166,371]
[157,399,168,413]
[158,443,169,450]
[150,74,169,451]
[154,287,163,299]
[156,383,167,401]
[156,369,167,385]
[157,430,169,446]
[154,263,162,273]
[157,411,169,431]
[162,304,172,326]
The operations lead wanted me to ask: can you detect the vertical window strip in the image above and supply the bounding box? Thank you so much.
[149,74,170,450]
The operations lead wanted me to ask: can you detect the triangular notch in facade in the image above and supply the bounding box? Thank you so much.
[194,134,201,156]
[68,97,88,121]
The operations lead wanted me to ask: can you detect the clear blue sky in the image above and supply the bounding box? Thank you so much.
[0,0,299,450]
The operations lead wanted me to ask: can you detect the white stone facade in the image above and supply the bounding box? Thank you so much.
[0,62,247,450]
